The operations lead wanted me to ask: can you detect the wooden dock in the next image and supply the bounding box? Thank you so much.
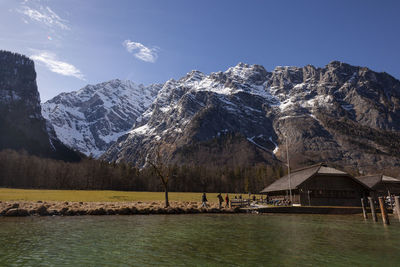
[243,206,380,215]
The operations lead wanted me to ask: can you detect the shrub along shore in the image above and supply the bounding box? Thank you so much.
[0,188,259,216]
[0,201,240,217]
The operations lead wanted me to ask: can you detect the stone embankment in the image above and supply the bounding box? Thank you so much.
[0,201,240,217]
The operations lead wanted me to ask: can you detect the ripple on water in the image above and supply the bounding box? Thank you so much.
[0,214,400,266]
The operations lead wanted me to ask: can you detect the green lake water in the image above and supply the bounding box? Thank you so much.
[1,214,399,266]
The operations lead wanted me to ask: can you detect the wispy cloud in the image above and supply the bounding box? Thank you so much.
[17,4,70,31]
[123,40,159,63]
[31,51,85,80]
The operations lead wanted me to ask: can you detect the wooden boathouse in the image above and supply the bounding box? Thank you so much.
[260,164,370,207]
[355,174,400,198]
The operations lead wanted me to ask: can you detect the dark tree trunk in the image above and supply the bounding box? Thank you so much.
[164,184,169,207]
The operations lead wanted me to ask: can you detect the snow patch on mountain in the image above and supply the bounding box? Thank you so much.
[42,79,161,157]
[247,136,269,152]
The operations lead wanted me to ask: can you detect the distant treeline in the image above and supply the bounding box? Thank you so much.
[0,149,285,193]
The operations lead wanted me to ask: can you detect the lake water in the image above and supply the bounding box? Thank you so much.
[1,214,399,266]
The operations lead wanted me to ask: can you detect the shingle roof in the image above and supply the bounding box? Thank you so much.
[317,166,346,175]
[260,164,333,193]
[382,175,400,183]
[356,175,382,188]
[356,175,400,189]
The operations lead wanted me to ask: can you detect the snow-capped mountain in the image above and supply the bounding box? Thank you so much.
[0,50,81,161]
[42,79,161,157]
[102,61,400,172]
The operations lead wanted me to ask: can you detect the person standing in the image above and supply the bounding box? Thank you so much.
[201,193,208,208]
[225,194,230,208]
[217,193,223,209]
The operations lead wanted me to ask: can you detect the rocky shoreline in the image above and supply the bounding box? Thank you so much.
[0,201,241,217]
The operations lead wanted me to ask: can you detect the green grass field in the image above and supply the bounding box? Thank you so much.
[0,188,261,203]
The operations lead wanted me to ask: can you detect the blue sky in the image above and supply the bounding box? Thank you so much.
[1,0,399,101]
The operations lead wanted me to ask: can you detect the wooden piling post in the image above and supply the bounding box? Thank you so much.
[368,197,378,222]
[378,197,390,225]
[361,198,368,219]
[395,196,400,222]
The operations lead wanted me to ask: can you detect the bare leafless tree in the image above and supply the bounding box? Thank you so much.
[148,151,171,207]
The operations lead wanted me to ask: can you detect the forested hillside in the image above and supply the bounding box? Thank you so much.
[0,149,284,193]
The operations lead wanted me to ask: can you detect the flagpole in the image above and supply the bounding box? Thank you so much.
[286,136,292,204]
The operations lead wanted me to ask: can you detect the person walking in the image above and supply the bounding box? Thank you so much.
[201,193,208,208]
[225,194,230,208]
[217,193,223,209]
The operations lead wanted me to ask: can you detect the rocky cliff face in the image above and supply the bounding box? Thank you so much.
[102,65,280,167]
[101,62,400,173]
[267,61,400,172]
[0,50,81,161]
[42,80,161,157]
[41,57,400,172]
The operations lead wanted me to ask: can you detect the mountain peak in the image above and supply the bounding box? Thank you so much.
[187,70,204,75]
[42,78,161,157]
[180,70,205,83]
[273,65,301,72]
[99,79,138,89]
[1,50,34,66]
[326,60,355,69]
[228,62,266,71]
[225,63,268,82]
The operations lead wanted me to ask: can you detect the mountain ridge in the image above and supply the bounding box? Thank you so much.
[42,60,400,173]
[42,79,161,156]
[102,61,400,173]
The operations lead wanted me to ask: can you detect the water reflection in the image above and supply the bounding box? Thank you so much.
[0,214,399,266]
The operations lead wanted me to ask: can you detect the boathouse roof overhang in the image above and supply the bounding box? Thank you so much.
[355,175,400,190]
[260,163,369,194]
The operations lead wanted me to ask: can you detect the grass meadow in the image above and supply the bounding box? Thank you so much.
[0,188,261,203]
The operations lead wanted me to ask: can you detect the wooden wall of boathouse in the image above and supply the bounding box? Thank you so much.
[266,175,369,207]
[298,175,368,206]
